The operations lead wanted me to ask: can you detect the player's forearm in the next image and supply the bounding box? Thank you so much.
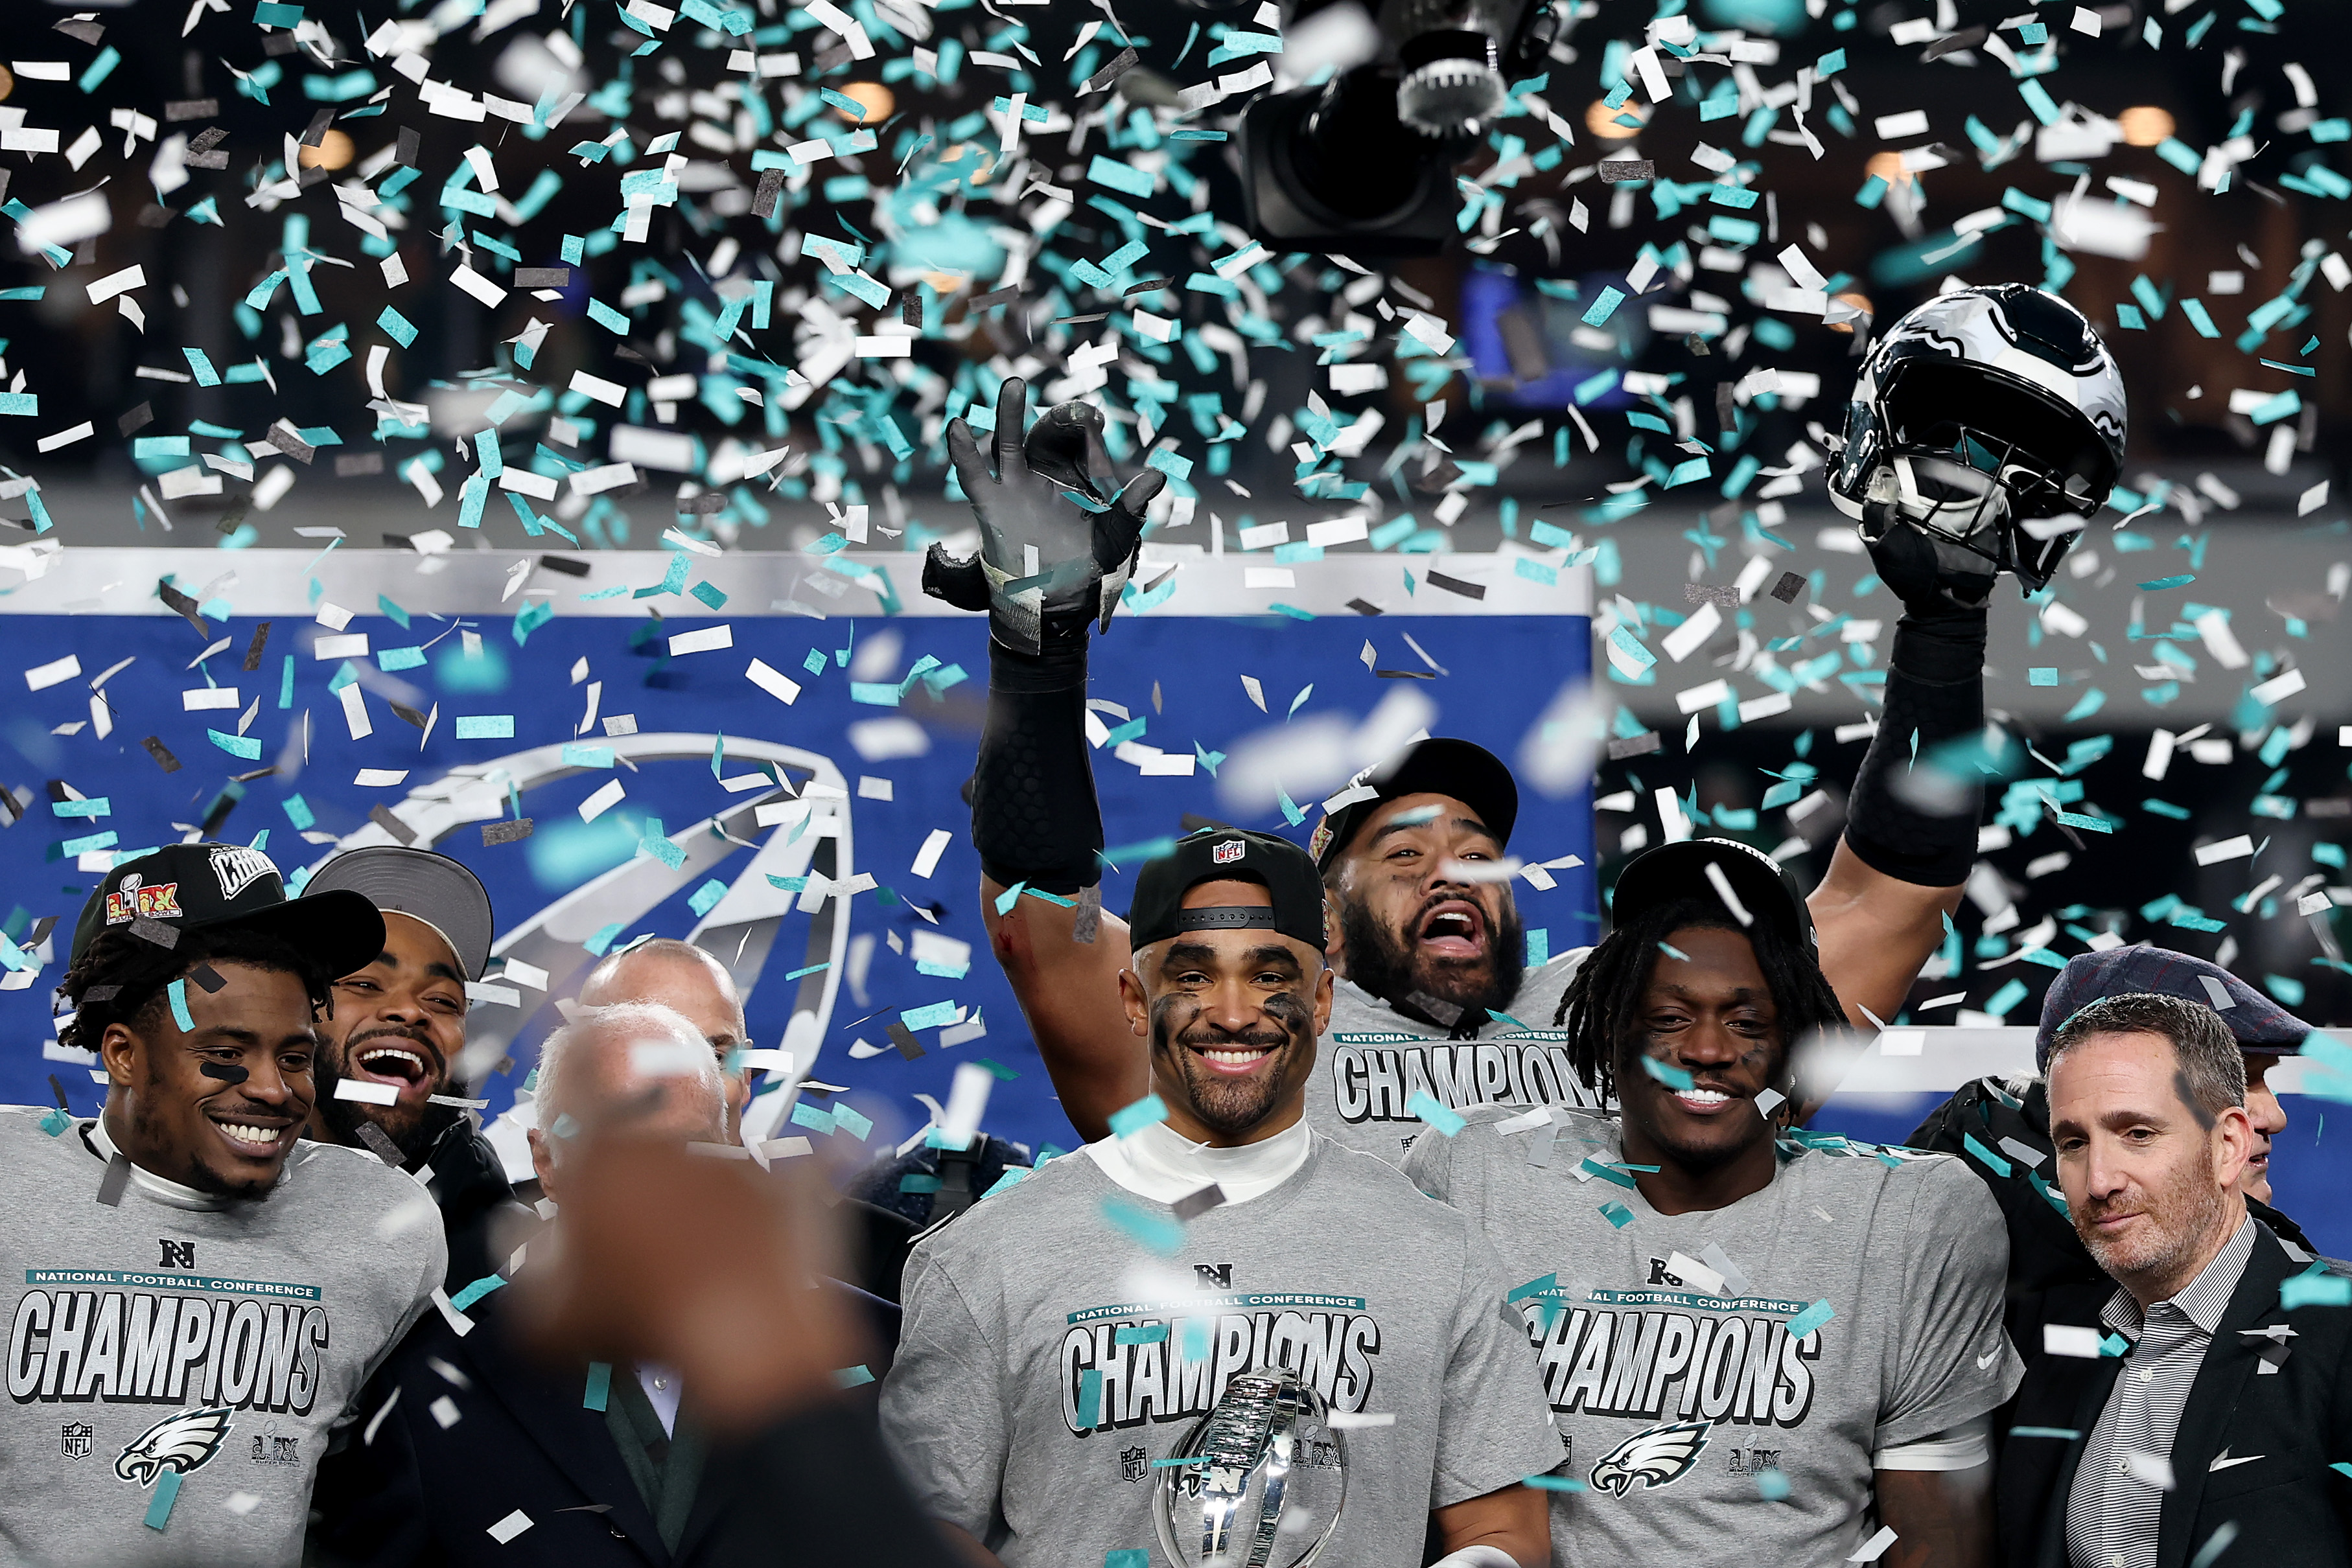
[936,1519,1007,1568]
[1430,1485,1550,1567]
[1874,1465,1994,1568]
[983,873,1147,1140]
[1810,840,1963,1031]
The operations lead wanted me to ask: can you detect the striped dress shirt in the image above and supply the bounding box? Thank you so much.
[2066,1214,2258,1568]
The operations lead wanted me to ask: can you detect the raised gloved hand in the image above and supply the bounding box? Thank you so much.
[1858,504,1999,621]
[922,375,1167,659]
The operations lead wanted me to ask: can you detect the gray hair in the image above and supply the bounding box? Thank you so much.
[535,1000,726,1131]
[2047,991,2246,1120]
[579,938,747,1032]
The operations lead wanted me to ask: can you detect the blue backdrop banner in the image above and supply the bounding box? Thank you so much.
[3,606,1596,1161]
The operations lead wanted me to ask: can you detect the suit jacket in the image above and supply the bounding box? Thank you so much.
[1996,1221,2352,1568]
[309,1282,942,1568]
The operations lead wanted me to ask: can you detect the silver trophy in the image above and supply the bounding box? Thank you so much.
[1152,1369,1348,1568]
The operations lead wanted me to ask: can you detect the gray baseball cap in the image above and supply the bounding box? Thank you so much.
[303,846,495,980]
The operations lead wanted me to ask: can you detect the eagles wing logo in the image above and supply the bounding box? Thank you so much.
[114,1408,233,1488]
[1587,1420,1712,1496]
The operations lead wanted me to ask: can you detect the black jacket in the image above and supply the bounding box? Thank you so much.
[308,1282,943,1568]
[1907,1076,2322,1369]
[417,1114,528,1294]
[1996,1221,2352,1568]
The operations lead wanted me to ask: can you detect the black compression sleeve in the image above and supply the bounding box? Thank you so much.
[971,640,1102,895]
[1842,613,1986,888]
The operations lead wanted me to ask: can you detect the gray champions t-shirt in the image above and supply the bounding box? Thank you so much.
[880,1133,1564,1568]
[0,1111,445,1568]
[1313,949,1607,1165]
[1404,1106,2021,1568]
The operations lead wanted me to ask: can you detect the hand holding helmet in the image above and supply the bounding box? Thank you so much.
[1830,283,2127,599]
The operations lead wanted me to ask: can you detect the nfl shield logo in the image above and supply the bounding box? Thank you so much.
[1212,840,1244,864]
[60,1424,92,1460]
[1121,1446,1148,1482]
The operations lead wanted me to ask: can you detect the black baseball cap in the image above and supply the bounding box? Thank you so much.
[1307,737,1518,873]
[303,846,496,980]
[1127,828,1328,953]
[1611,837,1817,957]
[70,842,386,980]
[2036,945,2307,1071]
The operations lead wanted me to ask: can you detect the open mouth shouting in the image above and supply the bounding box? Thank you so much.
[345,1030,441,1101]
[1417,899,1489,960]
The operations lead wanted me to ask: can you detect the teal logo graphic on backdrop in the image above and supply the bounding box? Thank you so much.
[114,1407,231,1486]
[1589,1420,1712,1495]
[1060,1291,1380,1436]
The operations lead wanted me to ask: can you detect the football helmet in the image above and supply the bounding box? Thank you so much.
[1829,283,2127,591]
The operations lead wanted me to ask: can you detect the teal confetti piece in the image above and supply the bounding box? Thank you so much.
[1962,1131,2014,1178]
[144,1468,183,1530]
[207,730,262,760]
[2179,299,2219,338]
[1526,1474,1588,1492]
[40,1108,71,1136]
[583,922,627,956]
[377,306,417,347]
[2282,1273,2352,1308]
[1101,1195,1186,1255]
[2137,575,2195,590]
[686,878,728,917]
[2009,1426,2081,1441]
[1117,1322,1171,1344]
[1600,1199,1635,1228]
[1580,1157,1640,1190]
[1079,1367,1106,1427]
[1106,1551,1149,1568]
[1109,1094,1170,1138]
[1638,1055,1695,1091]
[1580,286,1625,326]
[1506,1273,1558,1302]
[900,1000,961,1031]
[583,1361,612,1411]
[2029,667,2058,686]
[1755,1466,1791,1501]
[1784,1299,1834,1339]
[450,1273,507,1311]
[833,1105,873,1140]
[1408,1091,1465,1135]
[167,979,194,1033]
[833,1365,876,1388]
[453,715,514,739]
[791,1101,836,1134]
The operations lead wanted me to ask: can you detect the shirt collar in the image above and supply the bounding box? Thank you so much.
[85,1114,240,1213]
[2101,1212,2259,1339]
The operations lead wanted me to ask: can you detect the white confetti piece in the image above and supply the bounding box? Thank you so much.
[24,655,80,691]
[485,1510,533,1543]
[578,779,627,823]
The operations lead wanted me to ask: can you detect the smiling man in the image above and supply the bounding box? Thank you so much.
[0,844,444,1568]
[1909,945,2329,1368]
[1405,836,2021,1568]
[301,846,519,1291]
[936,380,1981,1161]
[882,827,1563,1568]
[1998,993,2352,1567]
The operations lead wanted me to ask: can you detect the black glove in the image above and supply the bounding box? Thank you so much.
[922,376,1166,659]
[1860,508,1992,685]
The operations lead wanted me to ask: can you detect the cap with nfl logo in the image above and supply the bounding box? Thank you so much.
[1124,827,1328,953]
[69,842,386,981]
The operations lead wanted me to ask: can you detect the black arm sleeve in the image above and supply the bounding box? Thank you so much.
[970,640,1102,895]
[1842,614,1986,888]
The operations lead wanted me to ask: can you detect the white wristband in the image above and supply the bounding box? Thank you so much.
[1430,1547,1522,1568]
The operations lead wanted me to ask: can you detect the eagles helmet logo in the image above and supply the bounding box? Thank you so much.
[115,1407,233,1488]
[1587,1420,1712,1496]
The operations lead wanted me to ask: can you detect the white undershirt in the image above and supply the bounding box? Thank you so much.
[1083,1116,1312,1206]
[86,1115,234,1212]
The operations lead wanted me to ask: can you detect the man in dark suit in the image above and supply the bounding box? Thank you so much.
[1996,991,2352,1567]
[1908,944,2328,1372]
[310,1000,931,1568]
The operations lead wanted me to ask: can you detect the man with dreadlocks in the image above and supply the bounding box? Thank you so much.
[1404,836,2019,1568]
